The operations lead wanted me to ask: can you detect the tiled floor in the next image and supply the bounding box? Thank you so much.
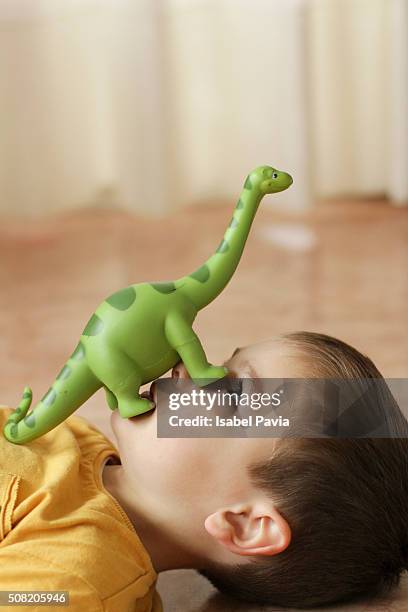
[1,198,407,610]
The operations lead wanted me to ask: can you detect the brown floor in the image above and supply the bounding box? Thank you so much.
[1,198,408,610]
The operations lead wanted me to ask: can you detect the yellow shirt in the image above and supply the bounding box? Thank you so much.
[0,407,163,612]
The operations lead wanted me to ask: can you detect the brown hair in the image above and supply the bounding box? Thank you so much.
[200,332,408,608]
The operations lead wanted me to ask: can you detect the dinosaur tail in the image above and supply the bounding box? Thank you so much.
[5,386,33,422]
[3,345,102,445]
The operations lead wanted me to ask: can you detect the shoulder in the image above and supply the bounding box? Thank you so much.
[0,542,163,612]
[0,545,103,612]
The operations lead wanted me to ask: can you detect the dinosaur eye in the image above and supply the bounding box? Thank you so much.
[272,172,278,179]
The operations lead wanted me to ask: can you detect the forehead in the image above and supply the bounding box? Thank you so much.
[228,339,301,378]
[232,339,281,361]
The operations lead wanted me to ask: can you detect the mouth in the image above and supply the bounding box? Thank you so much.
[281,172,293,189]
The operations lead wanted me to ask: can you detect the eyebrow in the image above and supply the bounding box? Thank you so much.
[229,348,259,378]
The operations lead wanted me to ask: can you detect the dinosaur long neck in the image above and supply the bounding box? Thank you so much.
[175,183,263,310]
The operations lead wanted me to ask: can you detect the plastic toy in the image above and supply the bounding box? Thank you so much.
[3,165,293,444]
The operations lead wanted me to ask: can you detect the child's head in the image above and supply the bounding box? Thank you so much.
[110,332,408,609]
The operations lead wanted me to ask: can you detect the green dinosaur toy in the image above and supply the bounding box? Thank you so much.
[3,165,293,444]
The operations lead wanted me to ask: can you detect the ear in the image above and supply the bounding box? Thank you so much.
[204,501,291,557]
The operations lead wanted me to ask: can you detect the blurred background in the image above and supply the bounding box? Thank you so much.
[1,0,408,214]
[1,1,408,610]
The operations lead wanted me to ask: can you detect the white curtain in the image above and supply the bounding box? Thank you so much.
[0,0,407,216]
[308,0,408,205]
[0,0,170,215]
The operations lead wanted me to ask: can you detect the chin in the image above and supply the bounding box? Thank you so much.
[110,408,118,427]
[110,407,156,447]
[110,409,123,440]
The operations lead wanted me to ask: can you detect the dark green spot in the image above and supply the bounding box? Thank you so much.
[9,423,18,438]
[244,176,252,190]
[71,342,85,361]
[7,409,21,422]
[236,198,244,209]
[24,412,36,428]
[151,282,176,294]
[190,265,210,283]
[22,391,31,399]
[229,217,238,229]
[106,286,136,311]
[41,388,57,407]
[57,365,71,381]
[216,240,229,254]
[83,314,104,336]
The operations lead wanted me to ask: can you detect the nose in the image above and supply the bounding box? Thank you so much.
[149,380,157,402]
[172,362,190,380]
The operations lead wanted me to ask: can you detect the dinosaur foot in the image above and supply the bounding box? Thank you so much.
[117,396,155,419]
[192,365,229,387]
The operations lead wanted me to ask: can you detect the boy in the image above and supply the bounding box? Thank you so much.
[0,331,407,610]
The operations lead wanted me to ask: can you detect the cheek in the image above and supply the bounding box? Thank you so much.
[111,410,205,493]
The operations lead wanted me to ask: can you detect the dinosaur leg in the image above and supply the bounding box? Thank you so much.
[165,311,228,386]
[91,350,154,418]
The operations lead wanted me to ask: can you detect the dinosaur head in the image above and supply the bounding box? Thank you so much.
[249,165,293,195]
